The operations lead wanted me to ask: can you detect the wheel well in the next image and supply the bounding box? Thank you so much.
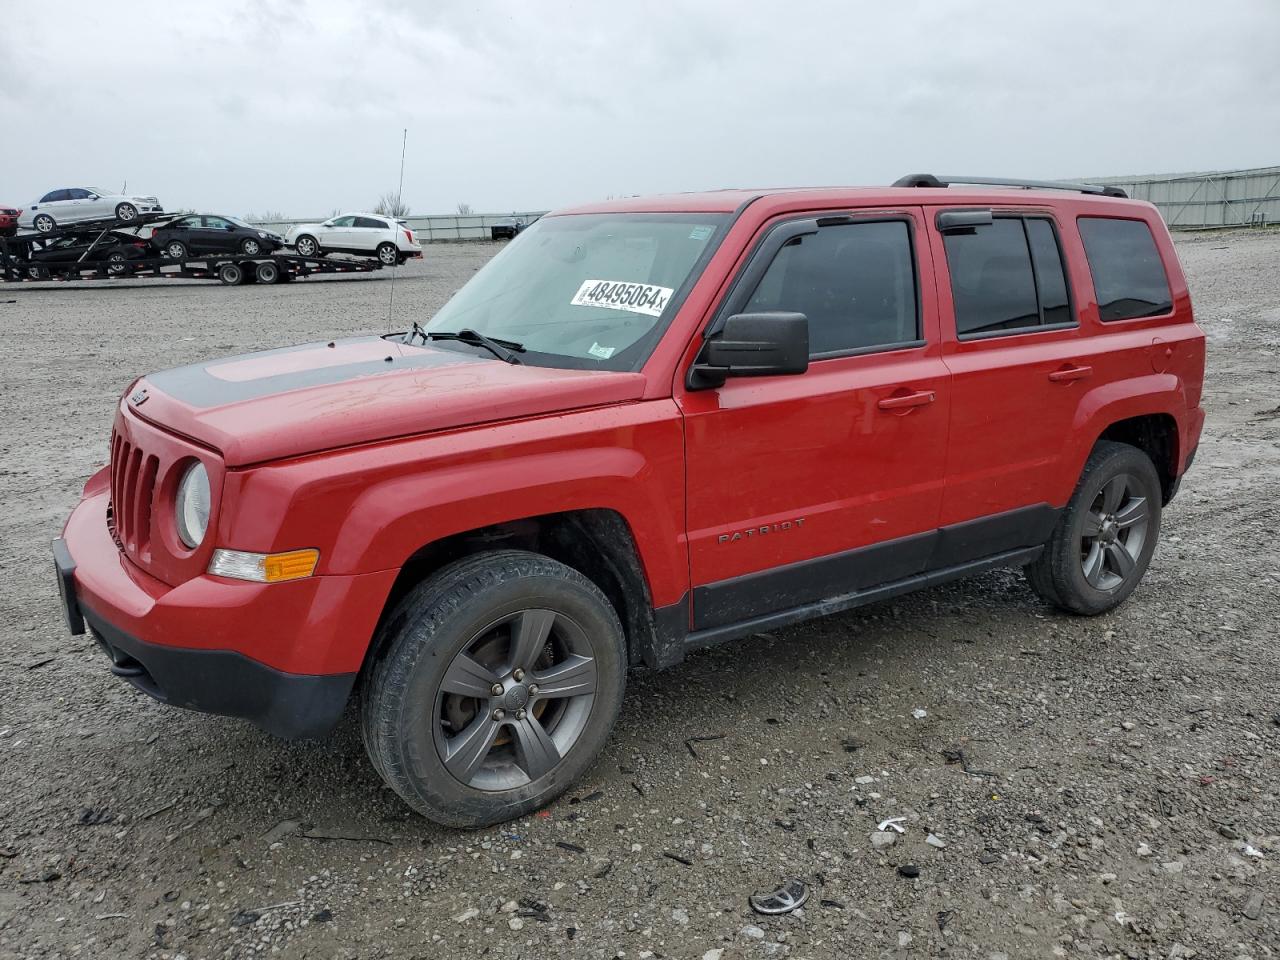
[367,509,658,675]
[1099,414,1179,503]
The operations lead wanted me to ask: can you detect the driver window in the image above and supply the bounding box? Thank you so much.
[203,217,231,229]
[330,216,356,227]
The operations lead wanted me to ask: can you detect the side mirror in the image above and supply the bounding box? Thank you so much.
[225,224,235,231]
[690,312,809,389]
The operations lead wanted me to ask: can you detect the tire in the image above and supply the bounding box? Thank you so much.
[1026,441,1163,615]
[217,262,243,285]
[376,242,398,265]
[255,261,279,283]
[360,550,626,828]
[115,202,138,222]
[294,235,319,257]
[106,252,128,275]
[164,240,188,260]
[33,214,55,233]
[241,238,262,255]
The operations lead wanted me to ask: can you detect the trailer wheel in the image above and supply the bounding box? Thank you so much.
[115,202,139,222]
[34,214,55,233]
[218,262,244,285]
[376,242,398,265]
[164,240,188,260]
[255,261,279,283]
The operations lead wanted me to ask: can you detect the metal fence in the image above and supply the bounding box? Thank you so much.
[249,211,549,242]
[1090,165,1280,229]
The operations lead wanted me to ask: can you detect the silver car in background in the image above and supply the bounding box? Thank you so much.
[19,187,163,233]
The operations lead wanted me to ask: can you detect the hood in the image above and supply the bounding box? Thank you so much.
[130,337,646,466]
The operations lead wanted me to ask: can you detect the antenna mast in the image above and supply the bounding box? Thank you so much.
[387,128,408,333]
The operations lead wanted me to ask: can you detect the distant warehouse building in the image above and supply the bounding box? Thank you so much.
[1087,164,1280,229]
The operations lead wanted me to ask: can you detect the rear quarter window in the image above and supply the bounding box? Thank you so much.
[1077,217,1173,321]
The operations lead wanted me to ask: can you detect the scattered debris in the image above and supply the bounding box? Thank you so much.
[452,907,480,923]
[877,817,907,834]
[262,819,301,845]
[229,910,260,928]
[569,790,604,804]
[312,909,333,922]
[1242,891,1264,921]
[936,910,953,931]
[925,833,947,849]
[77,807,112,826]
[684,734,726,759]
[820,898,845,909]
[139,798,178,820]
[94,913,129,921]
[25,657,56,671]
[663,851,693,867]
[749,878,809,915]
[840,737,864,753]
[555,841,586,854]
[18,870,61,884]
[911,708,928,719]
[941,747,997,778]
[898,864,921,878]
[300,831,391,845]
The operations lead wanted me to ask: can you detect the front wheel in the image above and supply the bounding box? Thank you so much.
[1026,441,1163,615]
[360,550,626,828]
[240,238,261,255]
[376,242,398,265]
[294,235,319,257]
[115,202,138,222]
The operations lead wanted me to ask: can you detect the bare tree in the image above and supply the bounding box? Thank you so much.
[244,209,286,223]
[456,202,473,215]
[373,192,411,218]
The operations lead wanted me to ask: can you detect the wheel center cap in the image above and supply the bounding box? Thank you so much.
[503,684,530,711]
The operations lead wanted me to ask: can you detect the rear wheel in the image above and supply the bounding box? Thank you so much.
[294,235,319,257]
[217,262,243,285]
[115,202,138,222]
[255,261,279,283]
[376,242,398,265]
[164,240,188,260]
[106,252,128,275]
[1026,441,1162,615]
[361,550,626,827]
[33,214,55,233]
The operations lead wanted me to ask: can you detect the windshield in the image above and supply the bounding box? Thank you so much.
[225,215,254,229]
[421,212,726,370]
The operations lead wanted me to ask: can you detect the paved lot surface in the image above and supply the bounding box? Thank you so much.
[1,234,1277,959]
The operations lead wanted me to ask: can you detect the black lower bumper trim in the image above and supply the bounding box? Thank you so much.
[82,605,355,740]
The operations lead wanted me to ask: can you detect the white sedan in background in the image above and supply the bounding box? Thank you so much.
[19,187,163,233]
[287,213,422,265]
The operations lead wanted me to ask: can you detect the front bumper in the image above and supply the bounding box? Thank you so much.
[56,479,397,739]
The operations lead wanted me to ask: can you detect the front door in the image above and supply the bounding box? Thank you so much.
[678,208,951,632]
[323,216,357,250]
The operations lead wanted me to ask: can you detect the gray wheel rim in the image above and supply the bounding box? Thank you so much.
[244,240,259,254]
[433,608,598,792]
[36,216,52,232]
[379,245,396,263]
[167,243,185,258]
[118,205,136,220]
[298,238,315,255]
[1080,473,1149,590]
[108,254,125,273]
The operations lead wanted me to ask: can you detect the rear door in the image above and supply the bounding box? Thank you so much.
[352,216,387,252]
[678,207,951,631]
[929,207,1090,557]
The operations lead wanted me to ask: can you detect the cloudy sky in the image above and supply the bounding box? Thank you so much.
[3,1,1278,218]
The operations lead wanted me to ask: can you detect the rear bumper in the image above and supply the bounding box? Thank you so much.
[56,477,397,738]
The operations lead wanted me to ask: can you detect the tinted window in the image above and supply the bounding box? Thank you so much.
[743,220,918,356]
[39,191,60,203]
[68,189,93,200]
[943,217,1040,335]
[329,216,356,227]
[1026,219,1071,325]
[1077,217,1172,321]
[203,216,232,229]
[355,216,384,229]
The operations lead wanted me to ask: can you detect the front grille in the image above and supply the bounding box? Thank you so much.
[109,429,159,561]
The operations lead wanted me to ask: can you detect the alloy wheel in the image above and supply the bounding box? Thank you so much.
[1080,473,1149,590]
[243,239,260,255]
[378,244,397,264]
[433,608,598,791]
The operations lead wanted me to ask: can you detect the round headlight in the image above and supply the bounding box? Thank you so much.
[175,461,210,549]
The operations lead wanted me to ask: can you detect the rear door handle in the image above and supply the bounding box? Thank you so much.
[877,390,936,411]
[1048,364,1092,383]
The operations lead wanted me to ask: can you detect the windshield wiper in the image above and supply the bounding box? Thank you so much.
[421,327,525,364]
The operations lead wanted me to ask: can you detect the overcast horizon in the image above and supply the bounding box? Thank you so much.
[3,0,1278,218]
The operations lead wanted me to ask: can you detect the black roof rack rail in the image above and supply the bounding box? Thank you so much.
[892,173,1128,199]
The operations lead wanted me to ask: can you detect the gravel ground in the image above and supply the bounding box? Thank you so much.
[1,233,1277,960]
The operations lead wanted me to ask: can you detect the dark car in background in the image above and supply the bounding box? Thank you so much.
[490,215,532,241]
[24,231,152,276]
[150,215,284,259]
[0,206,20,237]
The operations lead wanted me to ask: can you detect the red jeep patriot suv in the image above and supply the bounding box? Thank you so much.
[55,175,1205,826]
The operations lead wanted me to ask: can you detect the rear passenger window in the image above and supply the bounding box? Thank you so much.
[1077,217,1173,321]
[942,216,1073,337]
[743,220,919,356]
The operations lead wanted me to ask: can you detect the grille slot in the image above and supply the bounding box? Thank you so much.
[109,430,160,559]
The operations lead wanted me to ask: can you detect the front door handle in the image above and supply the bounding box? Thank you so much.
[1048,364,1092,383]
[877,390,936,411]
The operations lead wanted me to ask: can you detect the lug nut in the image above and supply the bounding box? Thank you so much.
[515,709,526,720]
[492,708,505,721]
[513,668,525,681]
[490,682,504,696]
[528,684,539,695]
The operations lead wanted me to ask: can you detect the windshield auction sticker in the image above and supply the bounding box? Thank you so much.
[570,279,674,318]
